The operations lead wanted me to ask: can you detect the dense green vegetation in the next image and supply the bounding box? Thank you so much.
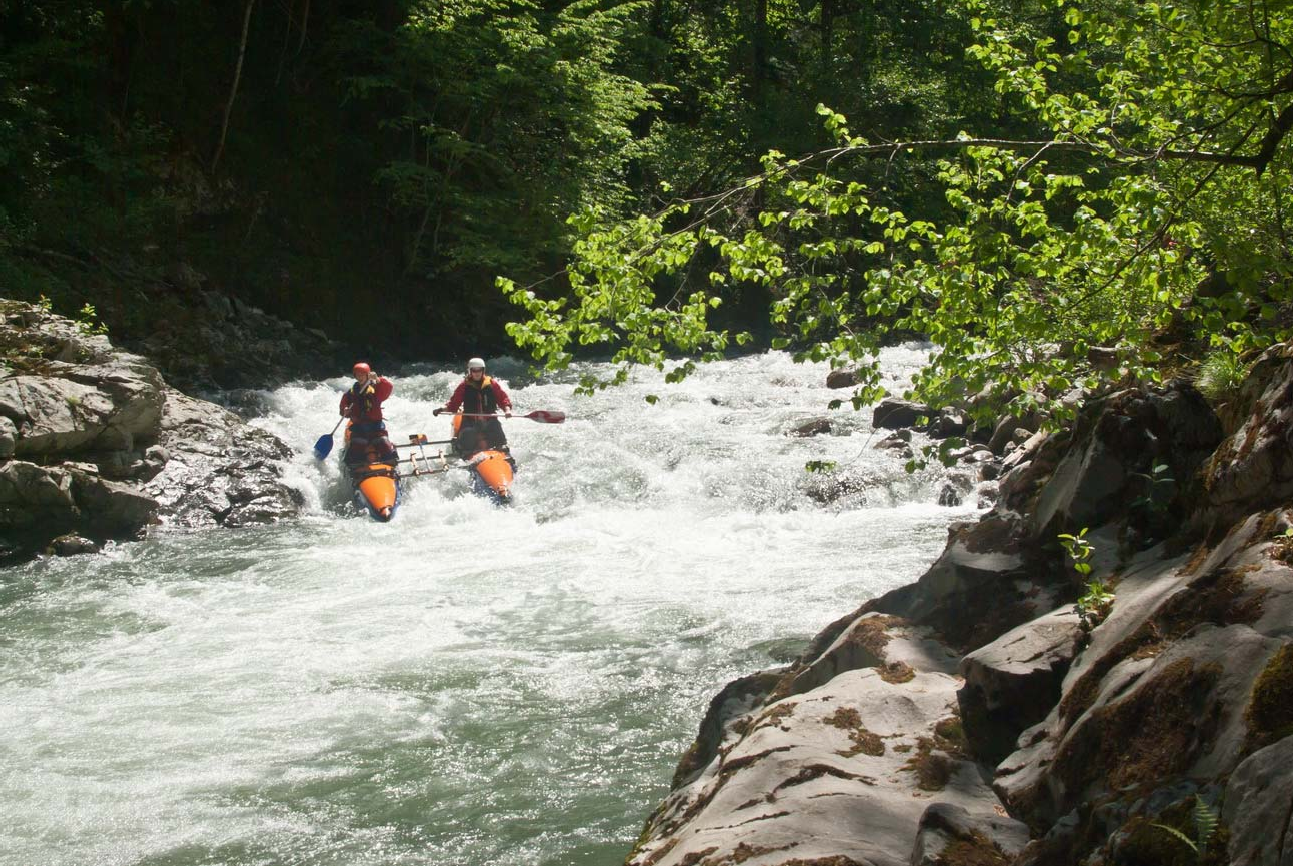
[2,0,1289,402]
[505,0,1293,422]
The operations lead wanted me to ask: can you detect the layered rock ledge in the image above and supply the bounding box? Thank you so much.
[632,352,1293,865]
[0,299,303,560]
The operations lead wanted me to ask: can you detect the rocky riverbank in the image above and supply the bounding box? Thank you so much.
[0,299,304,561]
[629,352,1293,865]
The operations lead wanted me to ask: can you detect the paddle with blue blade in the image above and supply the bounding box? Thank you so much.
[313,418,345,460]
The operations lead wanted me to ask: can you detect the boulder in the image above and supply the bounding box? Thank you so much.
[864,511,1058,651]
[788,417,831,437]
[929,407,968,440]
[0,357,164,458]
[0,460,157,553]
[988,411,1040,455]
[958,607,1083,766]
[69,468,159,532]
[0,460,77,522]
[876,429,913,452]
[826,368,860,389]
[0,415,15,459]
[874,398,932,430]
[629,665,1002,866]
[1029,383,1221,542]
[144,388,303,528]
[48,534,100,556]
[911,802,1030,866]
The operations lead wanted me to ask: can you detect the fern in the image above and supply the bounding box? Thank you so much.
[1151,799,1220,862]
[1151,822,1198,854]
[1193,799,1219,848]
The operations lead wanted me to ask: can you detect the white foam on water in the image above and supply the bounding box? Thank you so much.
[0,349,980,866]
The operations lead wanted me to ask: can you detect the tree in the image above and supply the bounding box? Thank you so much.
[349,0,656,284]
[501,0,1293,423]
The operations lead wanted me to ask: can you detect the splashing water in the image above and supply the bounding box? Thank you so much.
[0,349,978,866]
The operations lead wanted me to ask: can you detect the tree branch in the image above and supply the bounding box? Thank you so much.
[820,137,1263,169]
[1253,99,1293,173]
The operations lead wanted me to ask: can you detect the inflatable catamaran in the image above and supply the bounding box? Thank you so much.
[331,410,565,521]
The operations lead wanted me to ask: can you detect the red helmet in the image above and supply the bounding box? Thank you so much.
[353,362,371,377]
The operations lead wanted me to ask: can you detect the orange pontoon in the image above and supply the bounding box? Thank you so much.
[341,424,402,521]
[451,414,514,504]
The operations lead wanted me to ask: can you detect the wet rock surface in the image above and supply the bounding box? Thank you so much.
[0,300,303,560]
[637,358,1293,865]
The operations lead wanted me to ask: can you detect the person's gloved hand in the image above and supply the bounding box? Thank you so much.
[504,410,512,418]
[432,408,443,416]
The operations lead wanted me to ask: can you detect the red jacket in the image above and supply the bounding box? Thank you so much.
[340,376,393,423]
[445,375,512,415]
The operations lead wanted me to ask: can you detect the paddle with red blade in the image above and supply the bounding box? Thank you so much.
[451,410,566,424]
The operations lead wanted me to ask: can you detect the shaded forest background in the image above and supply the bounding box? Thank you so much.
[0,0,1006,362]
[1,0,1289,400]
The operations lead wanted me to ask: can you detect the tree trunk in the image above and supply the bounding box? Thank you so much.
[820,0,834,71]
[751,0,768,104]
[212,0,257,173]
[297,0,311,54]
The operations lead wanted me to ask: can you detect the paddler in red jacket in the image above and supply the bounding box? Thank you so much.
[340,362,397,465]
[433,357,514,457]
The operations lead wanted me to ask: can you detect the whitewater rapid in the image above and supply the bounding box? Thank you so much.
[0,349,978,866]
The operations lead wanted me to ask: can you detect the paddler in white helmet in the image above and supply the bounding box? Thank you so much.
[433,357,515,462]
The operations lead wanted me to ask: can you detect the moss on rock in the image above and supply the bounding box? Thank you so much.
[1245,642,1293,752]
[1052,657,1222,802]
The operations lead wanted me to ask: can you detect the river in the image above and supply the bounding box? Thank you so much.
[0,348,976,866]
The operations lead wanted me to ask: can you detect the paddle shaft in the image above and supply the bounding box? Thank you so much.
[454,410,565,423]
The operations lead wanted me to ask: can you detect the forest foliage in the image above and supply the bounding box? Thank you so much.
[504,0,1293,421]
[1,0,1289,402]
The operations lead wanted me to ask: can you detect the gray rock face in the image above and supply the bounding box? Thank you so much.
[631,665,1000,866]
[143,389,303,529]
[865,511,1056,652]
[958,607,1083,766]
[995,520,1293,850]
[911,802,1030,866]
[125,287,342,392]
[629,616,1010,866]
[1224,735,1293,866]
[1196,343,1293,537]
[631,350,1293,866]
[0,415,16,459]
[0,300,302,558]
[1029,383,1221,542]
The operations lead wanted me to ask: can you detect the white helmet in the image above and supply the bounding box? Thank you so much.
[467,357,486,371]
